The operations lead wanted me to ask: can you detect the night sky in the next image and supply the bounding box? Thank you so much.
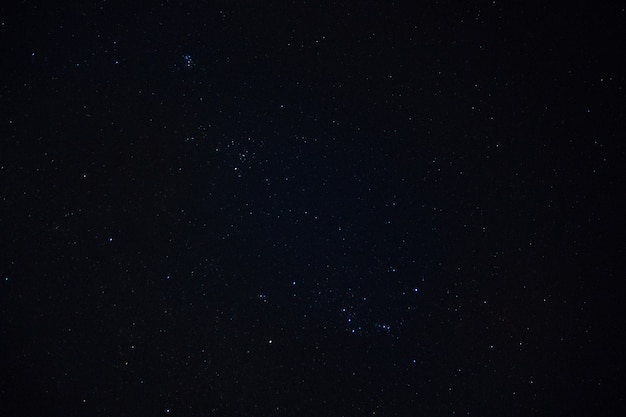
[1,1,624,416]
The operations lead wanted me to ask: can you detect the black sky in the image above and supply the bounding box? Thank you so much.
[1,1,625,416]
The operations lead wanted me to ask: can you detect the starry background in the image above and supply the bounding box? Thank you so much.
[1,1,624,416]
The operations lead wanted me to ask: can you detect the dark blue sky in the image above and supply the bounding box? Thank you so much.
[1,1,624,416]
